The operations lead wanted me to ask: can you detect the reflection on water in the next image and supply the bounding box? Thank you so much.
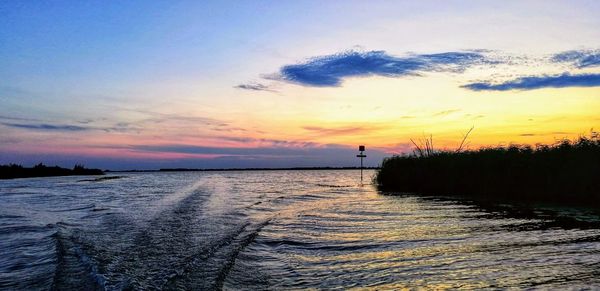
[1,170,599,289]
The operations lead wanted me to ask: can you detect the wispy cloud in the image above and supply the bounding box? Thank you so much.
[0,115,43,122]
[432,109,461,117]
[0,120,141,133]
[519,132,572,137]
[103,122,139,133]
[0,137,22,145]
[552,49,600,68]
[1,122,90,131]
[462,73,600,91]
[111,108,244,132]
[234,83,275,92]
[128,143,348,157]
[217,136,318,147]
[272,50,489,87]
[302,125,381,136]
[125,109,226,126]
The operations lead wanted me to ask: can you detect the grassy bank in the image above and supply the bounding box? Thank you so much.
[375,135,600,204]
[0,163,104,179]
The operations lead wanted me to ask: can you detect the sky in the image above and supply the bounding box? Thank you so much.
[1,1,599,170]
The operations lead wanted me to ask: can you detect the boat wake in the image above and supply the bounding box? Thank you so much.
[49,180,272,290]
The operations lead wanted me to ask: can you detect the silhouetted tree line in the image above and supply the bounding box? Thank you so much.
[376,135,600,205]
[0,163,104,179]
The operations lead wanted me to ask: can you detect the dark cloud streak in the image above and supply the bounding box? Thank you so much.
[463,73,600,91]
[1,122,90,131]
[275,50,489,87]
[234,83,275,92]
[552,50,600,68]
[1,121,140,133]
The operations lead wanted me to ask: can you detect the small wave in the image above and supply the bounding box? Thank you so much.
[261,239,316,248]
[54,221,82,227]
[477,233,600,252]
[0,224,54,234]
[0,214,24,219]
[1,185,29,189]
[259,239,386,252]
[315,183,354,188]
[78,176,125,182]
[48,204,96,213]
[295,194,328,200]
[80,211,114,220]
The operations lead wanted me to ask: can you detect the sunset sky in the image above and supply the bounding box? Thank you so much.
[1,1,599,170]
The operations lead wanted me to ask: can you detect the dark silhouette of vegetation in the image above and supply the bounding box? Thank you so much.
[376,134,600,205]
[0,163,104,179]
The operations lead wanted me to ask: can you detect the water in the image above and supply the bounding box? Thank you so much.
[1,170,600,290]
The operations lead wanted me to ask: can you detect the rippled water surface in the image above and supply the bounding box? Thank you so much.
[2,170,600,290]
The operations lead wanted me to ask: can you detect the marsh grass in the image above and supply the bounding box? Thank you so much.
[376,133,600,205]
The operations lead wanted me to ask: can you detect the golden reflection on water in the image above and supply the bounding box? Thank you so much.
[237,170,600,289]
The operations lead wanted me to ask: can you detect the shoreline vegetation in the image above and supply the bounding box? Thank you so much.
[0,164,104,180]
[375,134,600,205]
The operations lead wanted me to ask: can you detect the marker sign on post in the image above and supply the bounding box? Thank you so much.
[357,145,366,184]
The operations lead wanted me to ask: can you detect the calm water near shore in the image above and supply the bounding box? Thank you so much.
[1,170,600,289]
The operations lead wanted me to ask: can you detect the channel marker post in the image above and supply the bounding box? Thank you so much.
[357,145,366,183]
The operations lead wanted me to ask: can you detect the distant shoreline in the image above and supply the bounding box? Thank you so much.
[108,167,380,173]
[0,164,104,180]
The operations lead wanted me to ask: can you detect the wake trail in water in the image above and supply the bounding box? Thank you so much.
[48,182,210,290]
[51,228,106,291]
[214,219,271,290]
[163,219,272,290]
[49,177,275,290]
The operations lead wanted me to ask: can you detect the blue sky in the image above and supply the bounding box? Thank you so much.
[1,1,599,169]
